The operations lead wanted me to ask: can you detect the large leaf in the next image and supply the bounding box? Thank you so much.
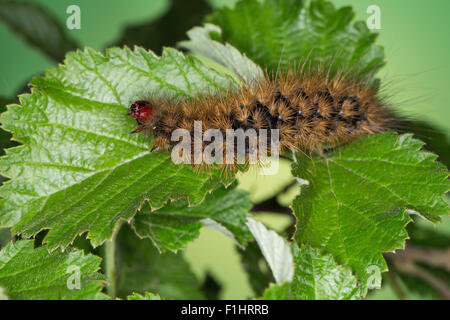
[116,224,204,300]
[132,184,252,252]
[0,46,239,251]
[292,132,450,294]
[0,240,106,300]
[0,0,78,61]
[208,0,384,77]
[261,245,360,300]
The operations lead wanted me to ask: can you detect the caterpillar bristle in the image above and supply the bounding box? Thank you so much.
[129,67,392,172]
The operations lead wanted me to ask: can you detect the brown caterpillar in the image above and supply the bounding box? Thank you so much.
[128,68,392,169]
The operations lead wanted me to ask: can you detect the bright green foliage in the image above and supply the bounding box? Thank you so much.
[292,132,450,294]
[133,184,252,252]
[0,47,238,251]
[0,240,106,300]
[115,225,204,300]
[0,0,448,302]
[208,0,384,77]
[261,245,360,300]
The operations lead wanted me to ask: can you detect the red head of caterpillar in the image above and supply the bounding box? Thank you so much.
[128,100,154,133]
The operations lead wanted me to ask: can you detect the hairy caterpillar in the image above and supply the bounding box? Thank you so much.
[128,68,392,169]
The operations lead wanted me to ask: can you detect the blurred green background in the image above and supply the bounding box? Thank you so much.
[0,0,449,299]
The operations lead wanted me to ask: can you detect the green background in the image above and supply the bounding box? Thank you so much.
[1,0,449,299]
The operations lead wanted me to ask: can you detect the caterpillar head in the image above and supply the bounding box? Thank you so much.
[128,100,155,133]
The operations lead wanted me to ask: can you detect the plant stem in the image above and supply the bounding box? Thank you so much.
[105,222,122,299]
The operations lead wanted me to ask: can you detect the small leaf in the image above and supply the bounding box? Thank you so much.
[179,23,264,84]
[0,240,106,300]
[246,218,293,284]
[116,224,204,300]
[292,132,450,294]
[127,292,163,300]
[0,46,238,251]
[208,0,384,77]
[0,1,78,61]
[132,184,252,252]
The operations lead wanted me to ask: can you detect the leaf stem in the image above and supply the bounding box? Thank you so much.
[105,222,122,299]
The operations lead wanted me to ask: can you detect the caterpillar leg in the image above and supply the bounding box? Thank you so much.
[131,125,144,134]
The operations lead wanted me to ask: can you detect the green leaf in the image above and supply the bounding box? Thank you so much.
[261,245,360,300]
[0,240,106,300]
[292,132,450,294]
[0,1,78,61]
[116,224,204,300]
[0,46,238,251]
[208,0,384,77]
[246,218,293,284]
[132,184,252,252]
[127,292,163,300]
[179,23,264,84]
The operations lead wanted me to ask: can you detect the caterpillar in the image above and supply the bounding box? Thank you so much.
[128,68,392,170]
